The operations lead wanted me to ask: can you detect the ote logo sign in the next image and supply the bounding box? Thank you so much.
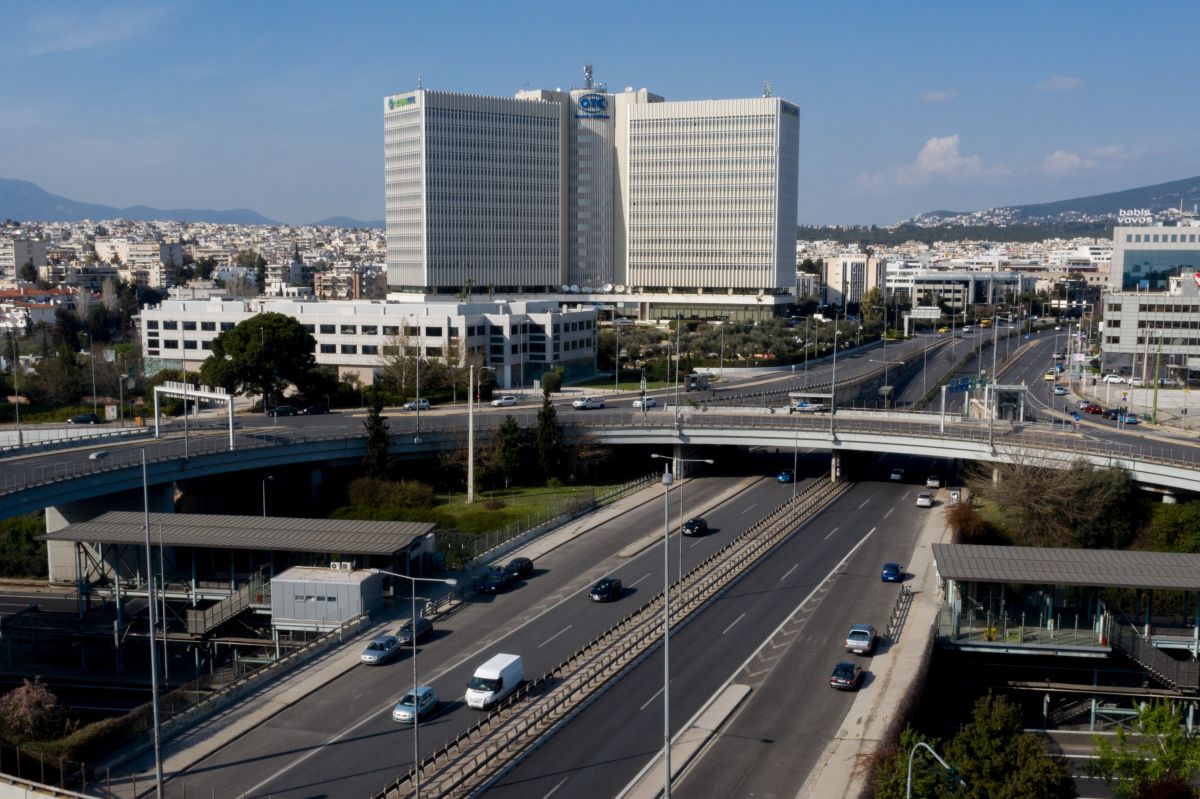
[576,93,609,119]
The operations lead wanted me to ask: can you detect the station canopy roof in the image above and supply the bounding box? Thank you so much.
[40,512,435,557]
[932,544,1200,592]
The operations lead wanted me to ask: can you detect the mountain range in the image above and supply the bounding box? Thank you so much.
[0,178,384,229]
[917,175,1200,224]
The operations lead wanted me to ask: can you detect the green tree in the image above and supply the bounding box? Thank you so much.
[1144,501,1200,552]
[482,415,525,488]
[539,369,562,394]
[1092,701,1200,799]
[872,727,945,799]
[943,693,1075,798]
[860,286,885,329]
[533,390,563,481]
[361,390,393,478]
[199,312,316,404]
[16,261,37,283]
[0,678,70,741]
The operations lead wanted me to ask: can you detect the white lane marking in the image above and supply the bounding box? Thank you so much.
[883,508,894,519]
[639,685,665,711]
[779,563,799,582]
[823,525,840,540]
[538,625,572,649]
[722,612,746,636]
[740,503,757,515]
[858,498,870,509]
[541,776,570,798]
[690,538,705,548]
[629,572,652,587]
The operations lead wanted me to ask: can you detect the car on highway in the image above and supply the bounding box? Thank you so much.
[300,403,329,415]
[961,325,973,334]
[1052,352,1064,360]
[1102,408,1123,420]
[889,468,904,482]
[1103,374,1124,384]
[1083,404,1103,414]
[396,617,433,645]
[632,397,657,409]
[479,567,516,594]
[1043,370,1057,381]
[491,395,518,407]
[392,685,439,723]
[360,634,401,665]
[267,405,298,417]
[776,469,795,484]
[915,492,934,508]
[88,450,110,460]
[681,517,709,536]
[1076,400,1092,410]
[1121,413,1140,425]
[572,396,606,410]
[589,577,623,602]
[1053,385,1068,396]
[404,399,431,411]
[937,326,949,334]
[925,475,941,488]
[505,557,534,580]
[1129,378,1146,388]
[829,661,865,690]
[881,563,903,583]
[845,624,878,655]
[67,413,101,424]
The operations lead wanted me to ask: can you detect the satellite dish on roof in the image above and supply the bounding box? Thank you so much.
[615,284,626,293]
[581,285,594,293]
[570,284,580,293]
[561,285,571,293]
[602,283,614,293]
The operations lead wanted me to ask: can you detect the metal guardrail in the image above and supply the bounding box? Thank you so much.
[373,477,849,798]
[885,585,914,643]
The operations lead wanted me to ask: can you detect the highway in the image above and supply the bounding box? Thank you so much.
[486,454,940,799]
[153,458,833,798]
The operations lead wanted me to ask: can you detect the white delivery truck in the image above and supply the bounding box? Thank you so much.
[465,653,524,710]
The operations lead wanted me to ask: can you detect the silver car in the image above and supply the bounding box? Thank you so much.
[845,624,878,655]
[360,634,400,665]
[916,492,934,508]
[491,395,517,407]
[392,685,439,723]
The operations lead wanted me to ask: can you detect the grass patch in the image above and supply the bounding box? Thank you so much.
[970,497,1015,544]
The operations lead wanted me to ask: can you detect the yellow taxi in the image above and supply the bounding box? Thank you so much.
[1043,370,1057,381]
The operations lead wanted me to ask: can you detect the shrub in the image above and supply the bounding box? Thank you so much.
[0,678,71,742]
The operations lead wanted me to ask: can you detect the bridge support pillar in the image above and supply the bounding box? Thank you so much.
[1162,491,1178,504]
[992,466,1000,485]
[830,453,842,483]
[673,444,686,478]
[45,485,174,584]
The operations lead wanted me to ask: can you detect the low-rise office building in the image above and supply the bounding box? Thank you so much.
[1101,271,1200,380]
[138,296,597,388]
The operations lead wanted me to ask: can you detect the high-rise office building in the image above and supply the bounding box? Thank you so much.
[384,71,800,313]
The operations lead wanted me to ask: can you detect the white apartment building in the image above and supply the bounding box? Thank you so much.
[138,297,597,389]
[95,238,182,289]
[1101,271,1200,379]
[824,254,881,306]
[884,266,1031,310]
[0,237,48,281]
[383,73,800,316]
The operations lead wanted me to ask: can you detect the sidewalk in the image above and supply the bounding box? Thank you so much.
[102,476,683,796]
[796,491,954,799]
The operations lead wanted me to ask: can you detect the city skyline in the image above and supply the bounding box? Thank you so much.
[1,0,1196,226]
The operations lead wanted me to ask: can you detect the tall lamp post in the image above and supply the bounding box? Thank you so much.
[906,741,964,798]
[656,463,673,798]
[9,334,21,448]
[829,322,843,435]
[869,359,905,409]
[261,475,274,517]
[85,332,98,416]
[371,569,457,799]
[650,453,713,597]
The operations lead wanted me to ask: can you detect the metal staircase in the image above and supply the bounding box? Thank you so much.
[186,571,268,636]
[1109,617,1200,692]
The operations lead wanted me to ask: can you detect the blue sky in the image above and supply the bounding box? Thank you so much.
[2,1,1196,225]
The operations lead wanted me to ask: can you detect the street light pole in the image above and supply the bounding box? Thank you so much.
[906,741,965,799]
[371,569,457,799]
[261,475,274,517]
[651,453,713,602]
[830,318,842,436]
[9,334,21,448]
[414,317,422,444]
[86,332,98,416]
[658,463,673,798]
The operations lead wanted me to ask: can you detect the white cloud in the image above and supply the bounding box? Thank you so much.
[858,135,1004,190]
[1041,149,1095,174]
[1090,144,1133,161]
[919,88,957,103]
[24,4,173,57]
[1034,75,1082,92]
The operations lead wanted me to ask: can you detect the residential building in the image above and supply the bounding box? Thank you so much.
[824,254,881,306]
[0,237,48,281]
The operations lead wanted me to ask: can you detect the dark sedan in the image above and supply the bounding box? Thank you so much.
[681,518,709,536]
[881,563,903,583]
[829,661,865,690]
[267,405,298,417]
[478,568,515,594]
[590,577,623,602]
[505,557,534,580]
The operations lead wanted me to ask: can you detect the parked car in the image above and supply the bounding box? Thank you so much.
[1076,400,1092,410]
[1103,374,1124,384]
[776,469,795,484]
[845,624,878,655]
[479,568,515,594]
[404,399,431,411]
[881,563,903,583]
[1053,385,1068,396]
[396,617,433,645]
[1102,408,1123,420]
[491,395,518,407]
[1083,404,1103,414]
[67,413,101,424]
[1043,370,1057,381]
[1129,378,1146,388]
[925,475,941,488]
[681,517,709,536]
[889,468,904,482]
[505,557,534,580]
[1052,352,1064,360]
[301,403,329,415]
[360,634,401,665]
[267,405,298,417]
[829,661,865,690]
[392,685,439,723]
[632,397,657,409]
[572,396,606,410]
[590,577,623,602]
[915,492,934,508]
[1121,413,1140,425]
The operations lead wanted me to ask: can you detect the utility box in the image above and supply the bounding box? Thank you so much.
[270,566,382,632]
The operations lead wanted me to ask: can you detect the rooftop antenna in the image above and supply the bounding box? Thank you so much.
[583,63,593,90]
[762,80,773,98]
[416,74,423,89]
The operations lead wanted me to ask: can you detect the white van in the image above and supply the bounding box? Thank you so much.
[465,653,523,710]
